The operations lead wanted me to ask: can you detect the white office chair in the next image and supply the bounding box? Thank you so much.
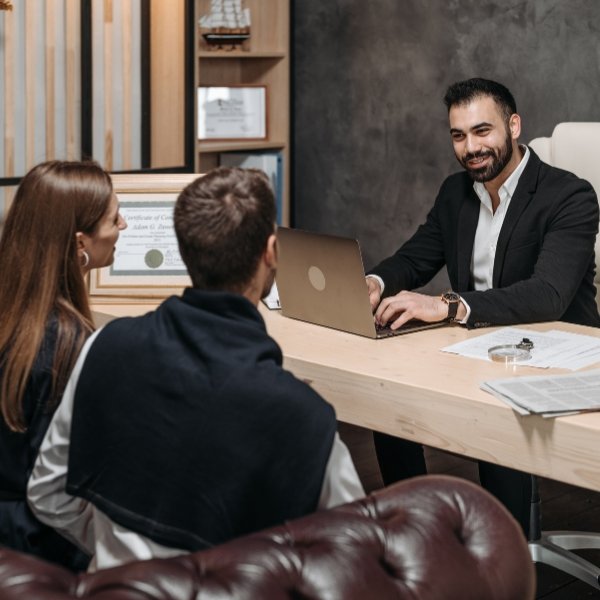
[528,123,600,589]
[529,122,600,306]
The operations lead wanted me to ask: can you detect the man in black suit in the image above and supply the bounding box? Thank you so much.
[366,78,600,535]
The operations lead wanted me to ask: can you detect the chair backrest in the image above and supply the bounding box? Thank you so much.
[529,123,600,305]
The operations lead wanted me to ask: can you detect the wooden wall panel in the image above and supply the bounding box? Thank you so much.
[65,0,81,159]
[91,0,141,171]
[0,1,81,222]
[45,0,56,160]
[122,0,132,170]
[1,1,187,224]
[0,0,81,178]
[2,4,15,177]
[150,0,185,169]
[25,6,35,167]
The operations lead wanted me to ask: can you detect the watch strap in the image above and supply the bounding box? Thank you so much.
[446,299,459,320]
[441,291,461,321]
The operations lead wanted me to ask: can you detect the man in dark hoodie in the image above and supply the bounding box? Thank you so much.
[28,167,364,571]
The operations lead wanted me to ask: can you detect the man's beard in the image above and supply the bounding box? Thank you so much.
[459,129,513,182]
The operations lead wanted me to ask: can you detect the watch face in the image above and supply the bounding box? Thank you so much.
[443,291,460,303]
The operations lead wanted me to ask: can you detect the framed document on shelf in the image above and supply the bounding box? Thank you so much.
[88,174,198,301]
[197,85,267,140]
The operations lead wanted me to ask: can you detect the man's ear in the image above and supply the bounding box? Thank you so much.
[509,113,521,140]
[264,233,278,269]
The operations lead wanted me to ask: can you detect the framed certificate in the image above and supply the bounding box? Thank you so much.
[197,85,267,140]
[88,173,199,301]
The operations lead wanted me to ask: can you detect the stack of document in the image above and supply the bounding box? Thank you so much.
[442,327,600,370]
[481,370,600,417]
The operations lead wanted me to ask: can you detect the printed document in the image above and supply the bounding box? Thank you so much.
[442,327,600,370]
[481,369,600,417]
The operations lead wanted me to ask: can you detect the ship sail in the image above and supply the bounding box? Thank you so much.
[199,0,250,34]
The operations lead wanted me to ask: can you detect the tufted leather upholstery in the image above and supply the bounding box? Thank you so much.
[529,123,600,305]
[0,475,534,599]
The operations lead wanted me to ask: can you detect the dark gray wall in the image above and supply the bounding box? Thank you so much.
[292,0,600,291]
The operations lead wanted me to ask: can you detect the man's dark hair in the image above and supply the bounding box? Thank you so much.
[443,78,517,122]
[174,167,276,292]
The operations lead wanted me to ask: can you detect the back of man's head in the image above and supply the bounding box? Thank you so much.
[174,167,276,292]
[443,78,517,122]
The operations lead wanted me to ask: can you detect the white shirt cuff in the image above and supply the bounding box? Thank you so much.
[457,296,471,324]
[365,274,385,294]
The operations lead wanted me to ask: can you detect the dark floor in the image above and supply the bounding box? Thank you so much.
[338,422,600,600]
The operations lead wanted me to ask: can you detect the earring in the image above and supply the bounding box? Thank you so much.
[81,250,90,268]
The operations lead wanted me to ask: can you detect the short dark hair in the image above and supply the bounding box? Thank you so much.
[174,167,276,292]
[443,78,517,122]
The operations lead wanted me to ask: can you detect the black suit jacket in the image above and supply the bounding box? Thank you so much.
[370,149,600,328]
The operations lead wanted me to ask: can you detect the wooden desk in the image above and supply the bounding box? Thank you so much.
[91,302,600,493]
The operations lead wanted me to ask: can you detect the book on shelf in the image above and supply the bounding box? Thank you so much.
[219,150,283,224]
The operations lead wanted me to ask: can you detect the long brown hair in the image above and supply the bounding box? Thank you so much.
[0,160,113,431]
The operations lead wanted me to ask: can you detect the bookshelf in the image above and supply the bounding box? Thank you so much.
[195,0,290,224]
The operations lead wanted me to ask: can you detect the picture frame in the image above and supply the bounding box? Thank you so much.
[197,85,267,140]
[88,173,199,301]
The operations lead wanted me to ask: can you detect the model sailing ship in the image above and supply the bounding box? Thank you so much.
[199,0,251,50]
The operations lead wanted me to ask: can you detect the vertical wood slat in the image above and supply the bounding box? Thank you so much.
[3,5,14,176]
[122,1,132,170]
[150,0,184,168]
[45,0,56,160]
[103,0,113,170]
[25,4,36,168]
[65,0,79,160]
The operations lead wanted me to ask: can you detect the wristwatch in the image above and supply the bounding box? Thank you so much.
[441,291,461,321]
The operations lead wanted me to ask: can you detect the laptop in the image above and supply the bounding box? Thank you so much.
[276,227,447,339]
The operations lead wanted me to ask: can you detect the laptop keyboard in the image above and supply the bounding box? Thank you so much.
[375,318,436,337]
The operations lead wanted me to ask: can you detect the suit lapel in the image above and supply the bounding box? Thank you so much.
[492,149,541,286]
[456,190,480,291]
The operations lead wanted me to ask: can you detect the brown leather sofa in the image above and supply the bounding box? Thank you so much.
[0,475,535,599]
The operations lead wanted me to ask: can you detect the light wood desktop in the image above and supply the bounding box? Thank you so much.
[91,301,600,493]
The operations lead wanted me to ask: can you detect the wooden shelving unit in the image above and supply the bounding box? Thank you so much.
[195,0,290,224]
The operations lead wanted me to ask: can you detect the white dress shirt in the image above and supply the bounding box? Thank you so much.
[28,330,365,572]
[471,145,530,291]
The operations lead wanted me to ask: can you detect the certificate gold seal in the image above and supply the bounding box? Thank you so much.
[145,249,164,269]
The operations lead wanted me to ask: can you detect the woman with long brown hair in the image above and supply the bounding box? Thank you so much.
[0,160,126,569]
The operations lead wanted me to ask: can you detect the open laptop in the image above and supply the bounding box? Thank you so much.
[276,227,447,339]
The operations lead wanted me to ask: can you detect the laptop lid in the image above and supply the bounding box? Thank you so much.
[276,228,445,339]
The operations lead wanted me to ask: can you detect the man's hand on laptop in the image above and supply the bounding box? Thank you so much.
[374,291,452,329]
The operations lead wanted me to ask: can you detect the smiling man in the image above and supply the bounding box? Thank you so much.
[365,77,600,535]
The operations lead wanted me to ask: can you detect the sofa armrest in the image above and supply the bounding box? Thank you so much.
[0,474,535,600]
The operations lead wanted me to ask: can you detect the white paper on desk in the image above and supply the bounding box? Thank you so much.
[542,330,600,370]
[261,281,281,310]
[480,382,531,415]
[482,369,600,415]
[442,327,572,367]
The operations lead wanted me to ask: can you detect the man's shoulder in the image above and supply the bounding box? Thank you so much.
[537,159,589,186]
[526,149,592,191]
[439,170,473,194]
[530,162,597,208]
[442,171,473,189]
[97,298,174,336]
[88,302,171,361]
